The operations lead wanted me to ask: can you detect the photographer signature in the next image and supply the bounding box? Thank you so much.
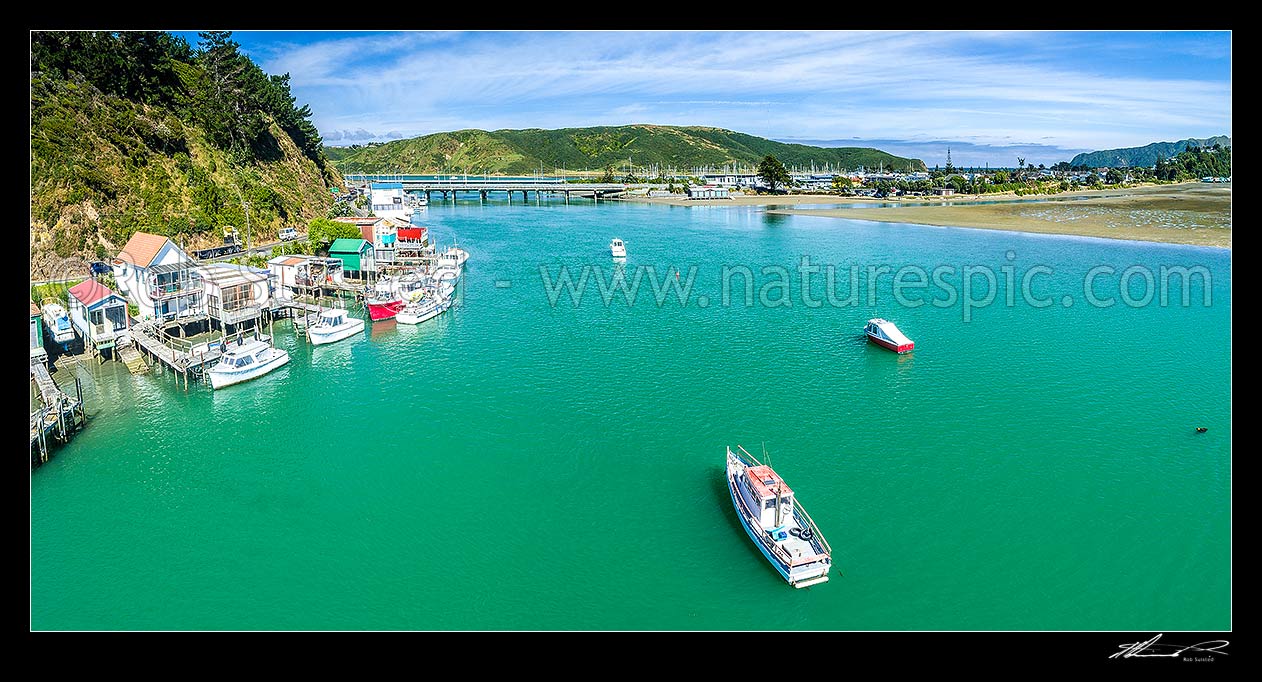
[1110,634,1229,659]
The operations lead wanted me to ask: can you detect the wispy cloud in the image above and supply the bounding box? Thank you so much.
[251,30,1230,164]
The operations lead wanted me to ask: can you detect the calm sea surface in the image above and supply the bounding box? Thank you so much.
[30,199,1231,630]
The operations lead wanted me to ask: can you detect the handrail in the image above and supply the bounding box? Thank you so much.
[729,444,833,560]
[791,501,833,557]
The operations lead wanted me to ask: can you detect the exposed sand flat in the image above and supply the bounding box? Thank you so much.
[767,182,1231,248]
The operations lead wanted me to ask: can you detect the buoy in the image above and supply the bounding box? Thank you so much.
[1196,427,1208,433]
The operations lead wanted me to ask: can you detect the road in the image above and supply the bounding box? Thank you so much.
[197,235,307,264]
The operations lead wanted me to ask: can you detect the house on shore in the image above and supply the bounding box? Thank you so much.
[334,215,411,267]
[67,279,131,359]
[328,238,375,280]
[268,255,346,299]
[112,232,204,322]
[197,263,271,332]
[685,185,731,200]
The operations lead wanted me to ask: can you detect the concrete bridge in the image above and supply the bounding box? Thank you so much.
[345,176,627,204]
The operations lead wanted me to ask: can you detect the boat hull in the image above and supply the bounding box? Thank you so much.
[309,319,365,345]
[866,332,913,353]
[397,299,451,325]
[208,352,290,389]
[367,299,406,321]
[726,452,831,587]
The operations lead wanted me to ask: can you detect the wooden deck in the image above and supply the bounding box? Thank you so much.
[30,361,85,466]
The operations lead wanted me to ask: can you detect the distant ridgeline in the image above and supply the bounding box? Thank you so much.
[1069,136,1231,169]
[30,31,342,277]
[326,125,927,175]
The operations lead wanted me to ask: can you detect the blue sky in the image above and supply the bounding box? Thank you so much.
[177,30,1231,167]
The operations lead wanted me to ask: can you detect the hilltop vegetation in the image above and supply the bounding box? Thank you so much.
[1069,136,1231,169]
[30,31,342,278]
[327,125,926,175]
[1152,144,1232,181]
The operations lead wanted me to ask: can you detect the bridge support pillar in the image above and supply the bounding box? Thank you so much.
[480,190,487,203]
[507,190,511,205]
[564,191,569,205]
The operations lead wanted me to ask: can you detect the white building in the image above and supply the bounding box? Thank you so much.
[701,173,760,188]
[369,182,411,221]
[112,232,204,322]
[685,185,731,199]
[67,279,131,358]
[196,263,271,329]
[268,255,346,299]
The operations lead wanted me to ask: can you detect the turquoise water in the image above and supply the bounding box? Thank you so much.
[30,199,1231,630]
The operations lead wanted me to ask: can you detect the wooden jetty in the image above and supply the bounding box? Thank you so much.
[129,298,325,388]
[30,361,86,466]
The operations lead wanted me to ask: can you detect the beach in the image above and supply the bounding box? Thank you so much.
[619,182,1231,248]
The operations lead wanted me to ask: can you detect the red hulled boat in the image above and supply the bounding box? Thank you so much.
[864,318,914,353]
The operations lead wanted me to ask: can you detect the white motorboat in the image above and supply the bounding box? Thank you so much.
[307,308,365,346]
[396,288,453,325]
[439,245,469,269]
[610,238,626,259]
[864,318,914,353]
[207,336,290,389]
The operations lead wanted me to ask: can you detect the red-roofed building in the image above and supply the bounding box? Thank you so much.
[67,279,131,356]
[111,231,203,321]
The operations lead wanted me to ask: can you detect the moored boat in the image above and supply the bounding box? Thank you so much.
[864,318,914,353]
[207,336,290,389]
[610,237,626,259]
[439,244,469,269]
[396,288,453,325]
[726,445,833,588]
[367,297,406,321]
[41,301,75,350]
[366,277,406,321]
[307,308,365,345]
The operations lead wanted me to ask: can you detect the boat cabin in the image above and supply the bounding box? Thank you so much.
[219,340,271,368]
[316,308,349,327]
[736,464,796,530]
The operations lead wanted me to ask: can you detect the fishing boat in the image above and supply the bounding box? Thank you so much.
[610,238,627,259]
[366,277,406,321]
[726,445,833,588]
[393,270,429,301]
[307,308,365,345]
[41,300,75,351]
[396,287,453,325]
[864,318,914,353]
[207,336,290,389]
[429,263,461,294]
[439,244,469,269]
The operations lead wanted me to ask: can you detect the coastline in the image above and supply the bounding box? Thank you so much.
[619,182,1231,248]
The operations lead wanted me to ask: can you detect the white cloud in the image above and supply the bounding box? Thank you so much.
[261,30,1230,157]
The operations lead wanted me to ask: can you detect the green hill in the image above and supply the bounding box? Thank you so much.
[30,31,342,279]
[326,125,926,175]
[1070,136,1231,168]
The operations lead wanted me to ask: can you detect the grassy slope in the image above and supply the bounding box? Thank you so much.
[30,75,342,279]
[1070,136,1232,168]
[328,124,926,174]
